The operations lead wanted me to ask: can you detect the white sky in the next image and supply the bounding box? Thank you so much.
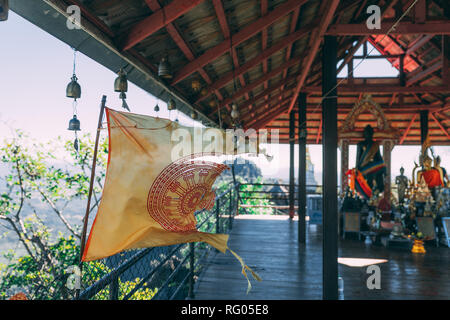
[0,12,448,186]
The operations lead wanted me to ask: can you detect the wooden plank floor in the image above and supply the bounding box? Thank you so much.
[194,215,450,300]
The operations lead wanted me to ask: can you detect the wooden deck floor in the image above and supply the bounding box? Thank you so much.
[194,215,450,300]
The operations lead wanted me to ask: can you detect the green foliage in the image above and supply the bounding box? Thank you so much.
[0,131,108,300]
[237,177,273,215]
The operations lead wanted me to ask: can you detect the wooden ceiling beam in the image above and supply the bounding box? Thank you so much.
[241,90,295,122]
[337,0,400,75]
[303,85,450,93]
[145,0,222,100]
[234,76,298,114]
[326,20,450,35]
[406,60,443,86]
[281,6,300,91]
[406,35,434,56]
[122,0,205,50]
[430,112,450,139]
[171,0,308,85]
[247,99,292,129]
[196,22,314,104]
[212,0,249,106]
[216,57,301,111]
[287,0,340,114]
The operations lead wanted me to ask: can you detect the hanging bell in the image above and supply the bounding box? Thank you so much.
[119,92,130,111]
[167,98,176,111]
[66,74,81,100]
[231,103,239,119]
[158,56,172,79]
[68,115,81,131]
[114,68,128,93]
[154,104,160,112]
[191,111,198,120]
[191,79,201,93]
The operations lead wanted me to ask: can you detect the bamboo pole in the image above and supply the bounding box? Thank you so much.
[77,95,107,295]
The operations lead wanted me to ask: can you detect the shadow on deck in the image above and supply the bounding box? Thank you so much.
[194,215,450,300]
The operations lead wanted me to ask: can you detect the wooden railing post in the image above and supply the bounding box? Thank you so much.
[188,242,195,299]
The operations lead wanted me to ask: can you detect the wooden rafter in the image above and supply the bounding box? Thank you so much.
[325,20,450,35]
[233,76,297,113]
[198,22,314,105]
[212,0,249,106]
[303,85,450,93]
[287,0,340,114]
[122,0,205,50]
[430,112,450,139]
[171,0,307,85]
[144,0,223,100]
[215,57,301,112]
[399,114,418,145]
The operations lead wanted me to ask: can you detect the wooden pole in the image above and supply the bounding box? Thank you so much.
[322,36,338,300]
[420,109,429,144]
[79,95,107,266]
[298,93,307,243]
[289,109,295,219]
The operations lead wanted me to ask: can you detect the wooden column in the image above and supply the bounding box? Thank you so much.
[340,140,349,195]
[322,36,338,300]
[443,34,449,90]
[383,140,393,197]
[289,109,295,219]
[420,110,429,144]
[298,93,307,243]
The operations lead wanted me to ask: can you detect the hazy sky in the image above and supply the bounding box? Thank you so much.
[0,11,448,185]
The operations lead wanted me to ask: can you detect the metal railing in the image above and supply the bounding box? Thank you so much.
[77,183,239,300]
[237,183,323,215]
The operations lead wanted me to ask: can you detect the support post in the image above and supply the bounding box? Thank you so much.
[383,140,393,198]
[340,140,349,194]
[289,109,296,219]
[420,110,429,144]
[399,54,406,86]
[322,36,338,300]
[298,93,307,243]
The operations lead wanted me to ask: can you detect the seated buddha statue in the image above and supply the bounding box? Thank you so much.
[417,154,444,189]
[355,125,386,195]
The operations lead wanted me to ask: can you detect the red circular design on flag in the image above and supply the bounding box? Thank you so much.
[147,158,229,232]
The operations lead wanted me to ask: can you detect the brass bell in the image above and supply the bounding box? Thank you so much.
[66,74,81,100]
[167,98,176,111]
[68,115,81,131]
[191,111,198,120]
[158,56,172,79]
[114,68,128,93]
[191,79,201,92]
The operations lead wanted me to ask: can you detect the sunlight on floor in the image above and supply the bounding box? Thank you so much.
[338,258,388,267]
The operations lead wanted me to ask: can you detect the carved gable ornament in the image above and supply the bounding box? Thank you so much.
[338,94,400,141]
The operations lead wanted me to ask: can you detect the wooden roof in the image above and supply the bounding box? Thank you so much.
[11,0,450,145]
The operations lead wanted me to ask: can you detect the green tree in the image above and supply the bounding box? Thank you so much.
[0,131,108,299]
